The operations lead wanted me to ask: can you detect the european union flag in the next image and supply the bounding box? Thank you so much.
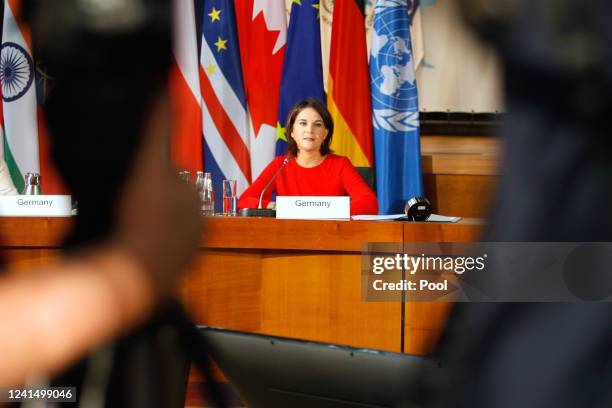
[275,0,325,156]
[370,0,423,214]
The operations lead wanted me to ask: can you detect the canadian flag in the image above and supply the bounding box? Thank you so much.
[234,0,287,180]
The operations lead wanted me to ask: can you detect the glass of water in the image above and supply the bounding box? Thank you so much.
[196,171,215,216]
[222,179,237,216]
[178,170,191,183]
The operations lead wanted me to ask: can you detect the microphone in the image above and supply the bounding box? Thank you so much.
[238,156,290,217]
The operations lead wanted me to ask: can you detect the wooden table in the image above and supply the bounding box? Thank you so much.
[193,217,484,354]
[0,216,485,354]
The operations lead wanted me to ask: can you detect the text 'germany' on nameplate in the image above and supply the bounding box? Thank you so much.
[276,196,350,220]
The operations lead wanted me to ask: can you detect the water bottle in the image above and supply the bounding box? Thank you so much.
[195,171,214,216]
[22,172,42,195]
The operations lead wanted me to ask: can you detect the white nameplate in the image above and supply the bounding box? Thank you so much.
[0,195,72,217]
[276,196,350,220]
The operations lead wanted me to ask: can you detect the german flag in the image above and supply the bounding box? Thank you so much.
[327,0,373,167]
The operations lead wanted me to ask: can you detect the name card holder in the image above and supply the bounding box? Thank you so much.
[276,196,350,220]
[0,195,72,217]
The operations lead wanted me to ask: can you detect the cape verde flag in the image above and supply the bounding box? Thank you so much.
[275,0,325,156]
[370,0,423,214]
[199,0,251,211]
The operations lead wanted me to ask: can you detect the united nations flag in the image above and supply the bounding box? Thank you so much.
[370,0,423,214]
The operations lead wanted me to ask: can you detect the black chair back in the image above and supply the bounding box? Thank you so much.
[355,166,376,193]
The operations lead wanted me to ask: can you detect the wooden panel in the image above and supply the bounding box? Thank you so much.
[421,136,501,176]
[0,218,69,272]
[402,221,483,354]
[422,154,499,177]
[421,135,500,158]
[404,302,454,355]
[0,217,71,247]
[184,250,403,352]
[425,173,497,219]
[259,252,402,352]
[2,249,62,271]
[421,135,500,176]
[420,135,499,219]
[185,250,262,333]
[403,219,485,242]
[202,217,403,252]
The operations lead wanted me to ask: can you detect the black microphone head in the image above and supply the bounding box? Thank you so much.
[404,196,432,221]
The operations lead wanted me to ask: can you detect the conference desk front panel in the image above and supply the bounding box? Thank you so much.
[0,217,484,355]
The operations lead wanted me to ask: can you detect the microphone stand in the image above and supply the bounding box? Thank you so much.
[239,157,290,217]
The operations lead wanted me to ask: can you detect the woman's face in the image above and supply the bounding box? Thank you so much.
[290,107,329,154]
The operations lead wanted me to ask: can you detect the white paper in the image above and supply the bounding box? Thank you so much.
[351,213,461,223]
[427,214,462,222]
[351,214,404,221]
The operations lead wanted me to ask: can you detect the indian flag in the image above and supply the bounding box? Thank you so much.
[1,0,40,193]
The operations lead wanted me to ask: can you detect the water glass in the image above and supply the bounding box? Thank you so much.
[178,170,192,183]
[195,171,214,216]
[222,179,237,216]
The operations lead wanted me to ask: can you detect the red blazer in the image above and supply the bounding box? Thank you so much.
[238,154,378,216]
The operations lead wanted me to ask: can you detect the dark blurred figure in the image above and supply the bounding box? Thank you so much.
[412,1,612,407]
[3,1,224,407]
[26,0,173,248]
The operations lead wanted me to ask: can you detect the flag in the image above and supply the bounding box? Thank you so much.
[170,0,203,175]
[370,0,423,214]
[408,0,424,68]
[0,0,67,194]
[234,0,286,179]
[1,0,39,193]
[327,0,373,167]
[0,81,5,159]
[199,0,251,211]
[275,0,325,156]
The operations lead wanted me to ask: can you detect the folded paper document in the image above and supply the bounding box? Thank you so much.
[352,213,461,222]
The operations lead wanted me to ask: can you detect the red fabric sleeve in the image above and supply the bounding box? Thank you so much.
[237,157,284,209]
[339,158,379,215]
